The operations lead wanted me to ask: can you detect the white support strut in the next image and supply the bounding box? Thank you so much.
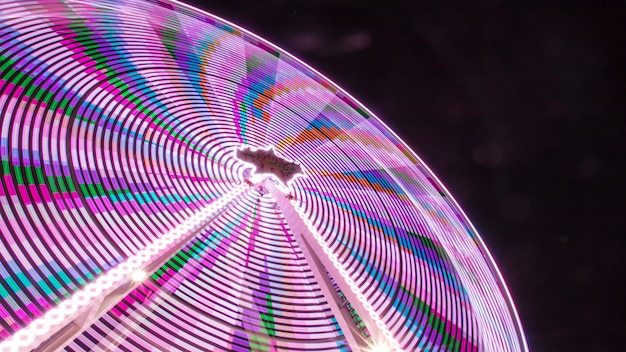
[0,183,251,352]
[264,180,397,351]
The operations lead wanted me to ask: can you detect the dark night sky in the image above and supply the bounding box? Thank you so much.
[182,0,624,350]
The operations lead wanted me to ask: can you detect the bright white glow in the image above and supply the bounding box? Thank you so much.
[131,270,147,282]
[0,183,250,352]
[367,341,392,352]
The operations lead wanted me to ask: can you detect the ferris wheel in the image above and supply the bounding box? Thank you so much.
[0,1,527,351]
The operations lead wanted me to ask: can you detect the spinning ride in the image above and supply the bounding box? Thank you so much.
[0,1,527,351]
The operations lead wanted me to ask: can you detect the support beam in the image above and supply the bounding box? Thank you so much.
[264,180,390,351]
[0,183,251,352]
[32,224,218,352]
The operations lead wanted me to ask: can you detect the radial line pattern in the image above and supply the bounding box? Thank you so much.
[0,1,527,351]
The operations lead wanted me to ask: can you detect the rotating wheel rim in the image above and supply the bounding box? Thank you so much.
[0,1,526,351]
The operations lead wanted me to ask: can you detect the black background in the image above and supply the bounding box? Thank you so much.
[181,0,624,350]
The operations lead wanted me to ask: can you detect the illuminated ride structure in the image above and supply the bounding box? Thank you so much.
[0,1,527,351]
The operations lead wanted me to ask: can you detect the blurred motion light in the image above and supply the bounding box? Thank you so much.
[0,0,527,351]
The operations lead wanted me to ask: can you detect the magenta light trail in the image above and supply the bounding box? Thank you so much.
[0,0,527,351]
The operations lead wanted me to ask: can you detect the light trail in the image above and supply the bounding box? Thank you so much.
[0,182,251,352]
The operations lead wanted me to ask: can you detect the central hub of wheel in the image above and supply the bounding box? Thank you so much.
[235,146,303,185]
